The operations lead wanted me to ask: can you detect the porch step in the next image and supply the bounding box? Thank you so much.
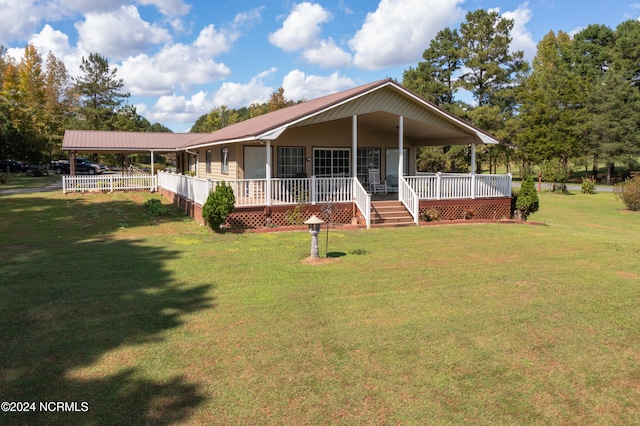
[370,200,415,228]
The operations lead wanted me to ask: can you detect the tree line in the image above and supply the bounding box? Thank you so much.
[2,9,640,181]
[0,47,170,163]
[402,9,640,184]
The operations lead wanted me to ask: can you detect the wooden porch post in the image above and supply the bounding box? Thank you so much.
[151,150,155,176]
[70,151,76,175]
[266,140,272,206]
[398,116,404,199]
[352,115,357,178]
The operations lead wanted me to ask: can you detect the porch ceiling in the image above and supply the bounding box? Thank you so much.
[356,111,475,146]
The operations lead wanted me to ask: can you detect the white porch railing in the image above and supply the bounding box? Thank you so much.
[63,174,157,193]
[353,178,371,228]
[406,173,512,200]
[399,177,419,225]
[155,171,511,225]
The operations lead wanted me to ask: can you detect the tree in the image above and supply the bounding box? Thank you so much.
[112,104,151,131]
[515,31,582,164]
[613,20,640,87]
[43,52,75,158]
[458,9,528,107]
[73,53,129,130]
[586,68,640,184]
[1,44,48,162]
[403,28,461,105]
[191,106,241,133]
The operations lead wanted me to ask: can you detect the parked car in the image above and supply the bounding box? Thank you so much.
[51,160,69,174]
[0,159,29,172]
[50,159,101,175]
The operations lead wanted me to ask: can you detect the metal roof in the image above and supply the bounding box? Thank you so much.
[62,79,500,152]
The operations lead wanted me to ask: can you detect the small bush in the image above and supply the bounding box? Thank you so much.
[349,248,367,255]
[614,176,640,211]
[0,173,7,184]
[514,177,539,220]
[581,177,596,194]
[422,208,440,222]
[144,198,170,217]
[202,182,235,232]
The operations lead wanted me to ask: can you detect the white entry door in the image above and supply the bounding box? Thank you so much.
[385,148,409,191]
[244,146,267,179]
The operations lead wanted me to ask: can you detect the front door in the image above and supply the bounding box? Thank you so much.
[385,148,409,192]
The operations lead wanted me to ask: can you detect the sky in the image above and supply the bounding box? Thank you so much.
[1,0,638,132]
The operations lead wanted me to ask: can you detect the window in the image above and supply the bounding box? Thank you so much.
[313,148,350,177]
[277,147,305,178]
[221,148,229,175]
[205,150,212,173]
[356,148,380,184]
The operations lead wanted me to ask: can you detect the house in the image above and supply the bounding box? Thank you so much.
[62,78,512,229]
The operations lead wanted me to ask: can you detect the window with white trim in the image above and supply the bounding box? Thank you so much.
[313,148,350,177]
[277,147,305,178]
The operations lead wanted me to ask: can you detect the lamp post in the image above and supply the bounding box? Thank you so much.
[304,214,324,259]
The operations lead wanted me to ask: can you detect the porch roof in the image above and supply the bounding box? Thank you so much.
[183,78,500,149]
[62,79,500,153]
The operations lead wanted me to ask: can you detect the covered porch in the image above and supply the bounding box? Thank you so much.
[157,171,512,228]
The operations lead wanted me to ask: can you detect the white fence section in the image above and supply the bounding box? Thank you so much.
[63,174,157,193]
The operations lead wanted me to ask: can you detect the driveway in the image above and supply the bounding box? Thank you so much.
[0,178,62,195]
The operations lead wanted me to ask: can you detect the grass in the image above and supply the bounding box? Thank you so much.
[1,188,640,424]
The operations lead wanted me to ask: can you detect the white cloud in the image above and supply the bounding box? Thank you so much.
[147,91,213,124]
[268,2,351,69]
[137,0,190,16]
[120,41,232,96]
[0,0,42,44]
[501,2,537,62]
[268,2,331,52]
[302,38,352,68]
[75,5,172,61]
[282,69,355,101]
[349,0,465,70]
[193,24,236,57]
[212,68,277,108]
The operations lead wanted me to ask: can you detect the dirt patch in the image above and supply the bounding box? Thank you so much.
[301,256,341,265]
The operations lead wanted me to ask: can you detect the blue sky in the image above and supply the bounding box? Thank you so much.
[1,0,638,132]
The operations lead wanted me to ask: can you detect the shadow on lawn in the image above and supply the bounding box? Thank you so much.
[0,195,213,424]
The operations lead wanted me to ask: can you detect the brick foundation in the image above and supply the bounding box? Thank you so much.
[159,187,512,230]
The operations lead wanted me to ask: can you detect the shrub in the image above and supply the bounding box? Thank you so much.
[422,208,440,222]
[144,198,170,217]
[614,176,640,211]
[514,177,539,220]
[541,158,571,193]
[581,177,596,194]
[202,182,235,232]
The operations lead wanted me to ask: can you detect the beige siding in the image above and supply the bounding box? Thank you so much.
[195,144,239,180]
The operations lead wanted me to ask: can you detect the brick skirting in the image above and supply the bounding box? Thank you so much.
[159,187,512,230]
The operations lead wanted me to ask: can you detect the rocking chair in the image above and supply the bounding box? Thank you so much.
[368,169,388,195]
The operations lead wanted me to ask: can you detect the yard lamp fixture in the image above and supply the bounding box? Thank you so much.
[304,214,324,259]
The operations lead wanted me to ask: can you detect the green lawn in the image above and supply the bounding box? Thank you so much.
[1,189,639,424]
